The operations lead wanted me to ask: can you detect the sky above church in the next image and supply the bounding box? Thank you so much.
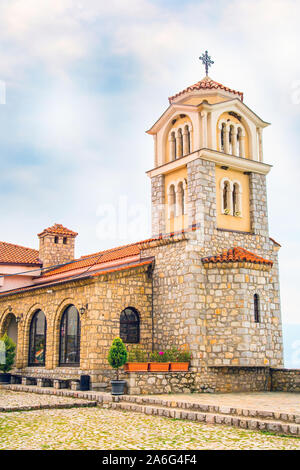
[0,0,299,363]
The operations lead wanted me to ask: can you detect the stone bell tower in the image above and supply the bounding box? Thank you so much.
[142,54,284,388]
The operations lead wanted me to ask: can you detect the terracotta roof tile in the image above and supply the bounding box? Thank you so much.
[169,76,243,103]
[0,241,41,266]
[38,224,78,238]
[202,246,273,267]
[0,259,154,297]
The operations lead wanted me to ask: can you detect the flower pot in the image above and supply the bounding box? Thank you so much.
[149,362,170,372]
[0,373,11,384]
[170,362,189,372]
[111,380,127,396]
[124,362,149,372]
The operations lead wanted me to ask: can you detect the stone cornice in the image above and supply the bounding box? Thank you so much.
[146,148,272,178]
[202,261,272,271]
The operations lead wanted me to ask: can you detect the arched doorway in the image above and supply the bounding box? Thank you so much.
[1,313,18,365]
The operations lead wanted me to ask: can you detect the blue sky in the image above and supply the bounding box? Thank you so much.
[0,0,299,365]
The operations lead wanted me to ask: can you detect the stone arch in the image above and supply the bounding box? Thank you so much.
[23,303,47,367]
[0,310,19,366]
[53,298,81,368]
[163,114,194,164]
[217,111,251,158]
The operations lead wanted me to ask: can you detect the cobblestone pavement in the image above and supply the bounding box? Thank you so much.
[0,390,94,411]
[0,406,299,450]
[148,392,300,415]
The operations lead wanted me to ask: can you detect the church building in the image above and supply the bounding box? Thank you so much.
[0,57,284,393]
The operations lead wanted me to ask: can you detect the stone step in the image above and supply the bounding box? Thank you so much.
[112,400,300,436]
[0,400,98,413]
[120,395,300,425]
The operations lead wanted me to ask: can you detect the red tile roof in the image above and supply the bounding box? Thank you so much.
[38,224,78,238]
[41,242,141,278]
[169,76,243,103]
[41,227,193,279]
[202,247,273,267]
[0,258,154,297]
[0,241,41,266]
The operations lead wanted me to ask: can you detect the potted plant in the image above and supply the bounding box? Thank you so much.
[0,333,16,384]
[149,351,170,372]
[124,347,149,372]
[108,337,128,395]
[169,349,191,371]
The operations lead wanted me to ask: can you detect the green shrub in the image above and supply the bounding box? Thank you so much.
[0,334,16,373]
[107,337,128,380]
[127,347,148,363]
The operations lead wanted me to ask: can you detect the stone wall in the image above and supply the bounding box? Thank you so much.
[0,265,153,389]
[122,367,271,395]
[151,174,166,236]
[271,369,300,392]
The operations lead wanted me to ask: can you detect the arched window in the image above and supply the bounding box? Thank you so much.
[120,307,140,343]
[168,184,176,219]
[59,305,81,366]
[254,294,260,323]
[232,182,242,216]
[28,310,47,366]
[183,125,191,155]
[223,180,231,213]
[170,131,176,161]
[221,123,226,151]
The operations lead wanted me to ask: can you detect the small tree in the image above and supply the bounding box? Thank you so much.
[0,334,16,374]
[108,337,128,381]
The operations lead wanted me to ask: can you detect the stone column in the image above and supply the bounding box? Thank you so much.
[169,133,176,161]
[201,111,208,148]
[231,127,238,156]
[224,124,230,154]
[258,128,263,162]
[183,127,190,155]
[153,134,158,167]
[176,129,183,158]
[239,134,245,158]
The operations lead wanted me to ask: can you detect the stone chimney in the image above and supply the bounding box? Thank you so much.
[38,224,78,269]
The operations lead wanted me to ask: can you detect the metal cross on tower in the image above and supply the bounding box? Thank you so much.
[199,50,214,76]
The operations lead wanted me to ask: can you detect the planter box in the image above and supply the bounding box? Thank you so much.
[149,362,170,372]
[170,362,189,372]
[125,362,149,372]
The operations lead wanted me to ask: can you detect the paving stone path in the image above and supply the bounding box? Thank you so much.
[0,390,95,412]
[0,400,299,449]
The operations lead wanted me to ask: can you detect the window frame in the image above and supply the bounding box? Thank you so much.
[120,307,140,344]
[28,310,47,367]
[59,305,81,367]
